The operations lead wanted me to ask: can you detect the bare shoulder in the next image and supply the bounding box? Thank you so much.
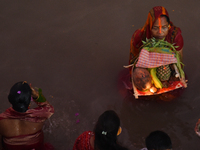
[0,119,43,137]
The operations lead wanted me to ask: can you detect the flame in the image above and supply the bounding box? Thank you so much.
[150,86,157,93]
[150,88,154,93]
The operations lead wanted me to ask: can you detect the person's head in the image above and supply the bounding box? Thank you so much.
[145,130,172,150]
[151,15,170,40]
[8,81,32,113]
[94,110,127,150]
[142,6,171,40]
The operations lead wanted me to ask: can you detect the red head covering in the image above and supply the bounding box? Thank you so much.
[141,6,170,39]
[129,6,183,65]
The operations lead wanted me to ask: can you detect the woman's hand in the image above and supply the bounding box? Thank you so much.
[29,83,39,99]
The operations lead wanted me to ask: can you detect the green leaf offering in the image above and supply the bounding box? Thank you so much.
[36,88,46,102]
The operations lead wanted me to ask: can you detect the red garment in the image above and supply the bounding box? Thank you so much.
[129,6,184,65]
[0,101,54,150]
[73,131,94,150]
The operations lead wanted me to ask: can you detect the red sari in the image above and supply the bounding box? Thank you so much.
[129,6,184,65]
[73,131,94,150]
[0,101,54,150]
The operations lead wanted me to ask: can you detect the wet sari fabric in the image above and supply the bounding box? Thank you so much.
[73,131,94,150]
[0,102,54,150]
[129,6,184,65]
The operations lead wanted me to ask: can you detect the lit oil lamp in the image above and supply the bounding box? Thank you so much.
[150,86,157,93]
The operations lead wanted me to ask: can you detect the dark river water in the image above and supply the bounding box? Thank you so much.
[0,1,200,149]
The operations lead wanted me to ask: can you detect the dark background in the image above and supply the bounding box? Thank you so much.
[0,0,199,149]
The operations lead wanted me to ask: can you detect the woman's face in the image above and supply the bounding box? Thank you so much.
[151,16,169,39]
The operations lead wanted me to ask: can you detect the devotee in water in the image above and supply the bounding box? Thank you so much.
[125,6,186,95]
[141,130,172,150]
[0,81,54,150]
[73,110,128,150]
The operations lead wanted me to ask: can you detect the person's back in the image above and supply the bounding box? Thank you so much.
[0,119,43,137]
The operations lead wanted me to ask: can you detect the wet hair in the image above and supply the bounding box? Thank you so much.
[160,15,170,24]
[8,81,31,112]
[145,130,172,150]
[94,110,128,150]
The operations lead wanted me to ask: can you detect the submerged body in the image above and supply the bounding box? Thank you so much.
[126,6,186,98]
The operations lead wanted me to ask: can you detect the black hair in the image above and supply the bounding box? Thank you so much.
[145,130,172,150]
[8,81,31,112]
[94,110,128,150]
[160,15,170,24]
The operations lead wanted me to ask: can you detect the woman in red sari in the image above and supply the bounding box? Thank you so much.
[73,110,128,150]
[119,6,185,100]
[129,6,184,66]
[0,81,54,150]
